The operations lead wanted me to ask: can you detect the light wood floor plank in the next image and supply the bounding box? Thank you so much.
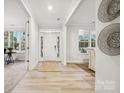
[11,61,95,93]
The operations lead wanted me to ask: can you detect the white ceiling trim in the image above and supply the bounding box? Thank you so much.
[40,29,61,33]
[4,25,25,31]
[39,24,62,30]
[66,22,95,26]
[63,0,82,25]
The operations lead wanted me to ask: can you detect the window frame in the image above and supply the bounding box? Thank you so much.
[78,29,95,54]
[4,31,26,53]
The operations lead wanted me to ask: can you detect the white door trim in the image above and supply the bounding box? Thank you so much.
[39,30,61,62]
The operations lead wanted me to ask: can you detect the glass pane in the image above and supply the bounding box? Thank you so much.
[21,32,25,50]
[91,34,96,47]
[13,32,22,50]
[79,42,85,47]
[4,32,9,48]
[14,42,19,50]
[4,31,26,52]
[21,42,25,50]
[84,42,89,47]
[10,42,13,48]
[79,35,84,41]
[79,30,90,53]
[13,32,18,50]
[4,32,9,36]
[84,34,90,41]
[10,32,13,42]
[23,32,25,35]
[4,32,9,43]
[91,42,95,47]
[79,42,87,53]
[57,36,60,57]
[4,42,8,48]
[41,36,43,57]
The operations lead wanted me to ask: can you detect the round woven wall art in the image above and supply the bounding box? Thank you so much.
[98,0,120,23]
[97,23,120,56]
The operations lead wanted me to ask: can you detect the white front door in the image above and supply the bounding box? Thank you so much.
[39,32,60,61]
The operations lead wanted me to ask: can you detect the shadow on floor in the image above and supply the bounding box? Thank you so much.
[76,63,95,77]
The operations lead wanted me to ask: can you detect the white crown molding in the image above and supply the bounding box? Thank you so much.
[39,24,63,30]
[66,22,95,26]
[4,25,25,31]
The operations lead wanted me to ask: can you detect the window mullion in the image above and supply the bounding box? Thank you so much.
[8,32,10,48]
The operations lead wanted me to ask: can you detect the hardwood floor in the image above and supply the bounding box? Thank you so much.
[34,61,62,72]
[4,61,27,93]
[11,61,95,93]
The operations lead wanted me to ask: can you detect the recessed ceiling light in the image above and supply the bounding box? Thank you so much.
[48,5,53,11]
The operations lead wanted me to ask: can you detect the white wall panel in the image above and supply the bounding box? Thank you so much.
[95,0,120,92]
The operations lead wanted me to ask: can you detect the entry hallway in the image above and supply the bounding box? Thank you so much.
[11,62,95,93]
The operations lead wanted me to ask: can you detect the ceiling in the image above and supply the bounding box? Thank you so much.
[67,0,95,25]
[4,0,29,28]
[4,0,95,28]
[26,0,76,26]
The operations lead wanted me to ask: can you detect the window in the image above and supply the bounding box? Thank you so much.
[91,34,96,47]
[4,31,25,52]
[4,32,9,48]
[79,30,95,53]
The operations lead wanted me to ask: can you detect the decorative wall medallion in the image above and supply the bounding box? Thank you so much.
[98,0,120,22]
[97,23,120,56]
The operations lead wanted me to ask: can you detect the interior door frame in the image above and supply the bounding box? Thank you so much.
[39,29,61,62]
[25,16,31,70]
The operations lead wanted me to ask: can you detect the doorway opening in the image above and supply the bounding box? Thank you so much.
[39,31,61,62]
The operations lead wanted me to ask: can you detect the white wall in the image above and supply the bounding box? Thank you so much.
[4,0,28,62]
[4,0,28,27]
[66,0,95,64]
[67,0,95,25]
[61,26,67,65]
[13,53,25,60]
[96,0,120,93]
[66,23,95,63]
